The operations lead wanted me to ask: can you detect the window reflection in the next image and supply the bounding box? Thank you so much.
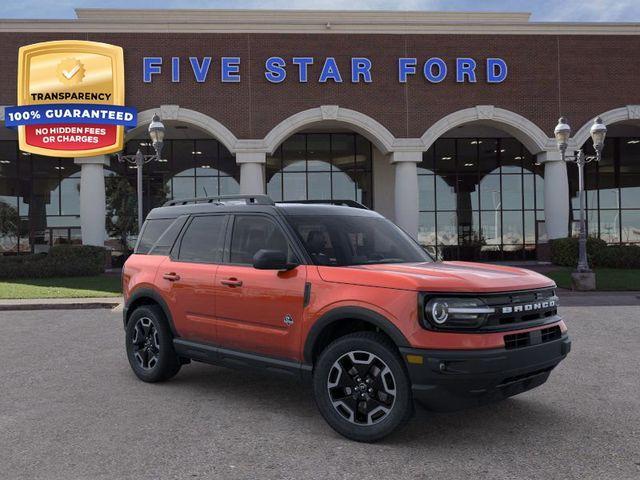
[568,137,640,244]
[419,137,542,260]
[265,133,373,207]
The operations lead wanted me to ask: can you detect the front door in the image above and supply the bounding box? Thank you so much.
[214,214,307,361]
[158,214,228,344]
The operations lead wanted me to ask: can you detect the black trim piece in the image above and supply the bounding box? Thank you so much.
[303,282,312,307]
[173,338,312,381]
[400,334,571,411]
[303,306,410,363]
[123,288,178,336]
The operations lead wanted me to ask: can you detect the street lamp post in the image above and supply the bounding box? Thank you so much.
[553,116,607,278]
[117,114,166,233]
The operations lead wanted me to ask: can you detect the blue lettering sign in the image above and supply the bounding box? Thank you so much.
[487,58,508,83]
[456,58,477,83]
[424,58,447,83]
[398,58,417,83]
[171,57,180,83]
[292,57,314,82]
[189,57,211,83]
[319,57,342,83]
[221,57,241,83]
[143,57,162,83]
[265,56,287,83]
[351,57,372,83]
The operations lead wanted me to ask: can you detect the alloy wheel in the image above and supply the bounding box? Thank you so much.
[327,350,396,425]
[131,317,160,370]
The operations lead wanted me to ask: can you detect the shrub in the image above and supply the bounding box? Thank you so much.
[550,237,640,268]
[0,245,107,279]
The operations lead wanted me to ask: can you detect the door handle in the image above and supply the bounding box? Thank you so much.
[220,278,243,287]
[163,272,181,281]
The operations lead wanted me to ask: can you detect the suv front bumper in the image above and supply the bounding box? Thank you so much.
[399,334,571,411]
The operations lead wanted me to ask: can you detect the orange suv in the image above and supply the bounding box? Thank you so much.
[122,195,570,442]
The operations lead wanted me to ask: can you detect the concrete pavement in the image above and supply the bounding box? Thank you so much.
[0,306,638,479]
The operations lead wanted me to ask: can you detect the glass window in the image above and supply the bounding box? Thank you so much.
[418,175,435,211]
[149,216,188,256]
[230,215,291,265]
[282,135,306,172]
[621,210,640,243]
[288,214,430,266]
[195,176,218,198]
[266,133,373,208]
[502,175,523,210]
[435,176,456,210]
[309,172,332,200]
[500,139,523,174]
[307,134,331,171]
[136,218,175,254]
[620,174,640,209]
[599,210,620,244]
[172,141,195,177]
[178,215,227,263]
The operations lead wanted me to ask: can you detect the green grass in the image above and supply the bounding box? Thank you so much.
[546,268,640,291]
[0,275,122,299]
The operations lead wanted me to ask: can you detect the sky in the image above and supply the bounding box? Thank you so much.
[0,0,639,22]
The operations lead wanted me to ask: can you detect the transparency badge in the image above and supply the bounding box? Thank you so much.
[5,40,137,157]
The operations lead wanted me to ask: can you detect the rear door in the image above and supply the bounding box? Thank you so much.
[214,213,307,361]
[158,214,228,343]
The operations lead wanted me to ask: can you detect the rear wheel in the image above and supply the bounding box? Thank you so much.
[313,332,413,442]
[125,305,181,382]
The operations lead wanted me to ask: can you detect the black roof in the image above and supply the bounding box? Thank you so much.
[146,195,381,220]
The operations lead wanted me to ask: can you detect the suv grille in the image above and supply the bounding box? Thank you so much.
[481,288,558,331]
[504,325,562,350]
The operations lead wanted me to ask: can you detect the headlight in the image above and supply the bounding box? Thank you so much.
[424,297,495,329]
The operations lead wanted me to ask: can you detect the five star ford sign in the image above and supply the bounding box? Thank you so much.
[4,40,137,158]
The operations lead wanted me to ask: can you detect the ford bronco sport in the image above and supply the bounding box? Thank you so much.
[122,195,570,442]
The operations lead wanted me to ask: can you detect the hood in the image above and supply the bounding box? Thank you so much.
[316,261,555,293]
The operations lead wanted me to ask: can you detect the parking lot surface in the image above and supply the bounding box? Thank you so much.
[1,305,639,480]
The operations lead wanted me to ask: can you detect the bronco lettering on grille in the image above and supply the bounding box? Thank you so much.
[501,299,556,314]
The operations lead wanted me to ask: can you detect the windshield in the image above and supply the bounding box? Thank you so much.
[287,215,432,266]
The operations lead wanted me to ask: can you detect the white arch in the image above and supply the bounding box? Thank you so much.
[572,105,640,148]
[127,105,239,153]
[263,106,396,155]
[420,105,553,154]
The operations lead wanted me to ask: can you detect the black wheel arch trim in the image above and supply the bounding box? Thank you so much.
[303,306,410,364]
[123,288,178,337]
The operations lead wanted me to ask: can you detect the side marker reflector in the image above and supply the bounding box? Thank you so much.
[406,354,424,365]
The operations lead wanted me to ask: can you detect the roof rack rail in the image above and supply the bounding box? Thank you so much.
[163,194,275,207]
[278,199,369,210]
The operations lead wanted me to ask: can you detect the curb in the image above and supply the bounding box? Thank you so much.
[0,299,122,312]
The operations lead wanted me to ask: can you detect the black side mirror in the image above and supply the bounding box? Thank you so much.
[252,249,297,270]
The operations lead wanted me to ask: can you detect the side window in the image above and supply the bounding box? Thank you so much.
[148,216,188,256]
[229,215,293,265]
[177,215,227,263]
[294,223,336,266]
[136,218,174,254]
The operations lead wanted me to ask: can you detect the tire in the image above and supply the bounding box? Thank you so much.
[125,304,181,383]
[313,332,413,442]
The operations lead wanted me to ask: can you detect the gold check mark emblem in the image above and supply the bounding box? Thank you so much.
[62,64,80,79]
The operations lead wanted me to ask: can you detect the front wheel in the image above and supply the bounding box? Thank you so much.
[313,332,413,442]
[125,305,181,382]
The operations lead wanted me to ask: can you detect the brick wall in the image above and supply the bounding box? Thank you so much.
[0,32,638,140]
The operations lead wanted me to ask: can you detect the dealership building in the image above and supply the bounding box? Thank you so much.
[0,9,639,260]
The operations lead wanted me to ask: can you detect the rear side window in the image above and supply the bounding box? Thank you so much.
[135,218,174,254]
[148,216,188,256]
[177,215,227,263]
